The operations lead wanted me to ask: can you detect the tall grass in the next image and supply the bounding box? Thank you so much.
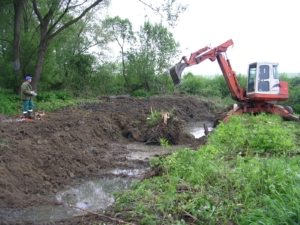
[0,89,91,115]
[0,89,20,115]
[114,114,300,225]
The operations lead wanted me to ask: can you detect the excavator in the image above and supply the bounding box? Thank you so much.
[169,39,299,121]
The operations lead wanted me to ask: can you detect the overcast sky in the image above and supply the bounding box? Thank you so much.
[108,0,299,76]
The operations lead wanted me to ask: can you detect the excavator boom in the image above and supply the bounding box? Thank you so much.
[170,39,246,101]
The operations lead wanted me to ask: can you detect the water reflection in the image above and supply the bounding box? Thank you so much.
[187,121,213,138]
[0,177,133,224]
[0,122,212,224]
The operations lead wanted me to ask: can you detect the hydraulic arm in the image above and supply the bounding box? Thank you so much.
[170,39,246,101]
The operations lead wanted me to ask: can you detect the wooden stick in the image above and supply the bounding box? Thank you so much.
[67,203,136,225]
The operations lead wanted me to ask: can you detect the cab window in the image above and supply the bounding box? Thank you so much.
[273,65,279,79]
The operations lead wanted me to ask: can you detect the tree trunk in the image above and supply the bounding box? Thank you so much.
[32,41,48,91]
[121,47,129,89]
[32,22,49,91]
[12,0,26,80]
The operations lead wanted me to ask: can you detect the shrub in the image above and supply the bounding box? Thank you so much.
[114,113,300,225]
[0,89,20,115]
[146,108,162,127]
[208,114,296,157]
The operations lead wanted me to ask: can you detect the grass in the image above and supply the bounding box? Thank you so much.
[2,88,299,224]
[0,88,100,115]
[113,114,300,225]
[146,108,162,127]
[0,89,21,115]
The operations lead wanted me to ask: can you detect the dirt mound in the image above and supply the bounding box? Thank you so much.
[0,94,221,219]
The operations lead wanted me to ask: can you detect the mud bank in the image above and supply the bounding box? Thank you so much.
[0,94,221,224]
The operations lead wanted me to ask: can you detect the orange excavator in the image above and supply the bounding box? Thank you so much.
[169,39,299,121]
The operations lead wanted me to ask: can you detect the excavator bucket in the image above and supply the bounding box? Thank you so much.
[169,62,188,85]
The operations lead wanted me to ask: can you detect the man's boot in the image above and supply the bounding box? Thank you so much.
[22,112,28,119]
[27,111,34,119]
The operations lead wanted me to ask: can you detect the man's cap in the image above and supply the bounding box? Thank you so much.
[25,75,32,81]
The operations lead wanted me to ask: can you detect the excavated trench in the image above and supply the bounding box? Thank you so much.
[0,95,219,224]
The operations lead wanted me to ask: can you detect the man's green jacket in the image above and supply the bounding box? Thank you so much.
[21,81,33,100]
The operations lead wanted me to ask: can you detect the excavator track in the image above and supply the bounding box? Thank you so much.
[227,102,299,122]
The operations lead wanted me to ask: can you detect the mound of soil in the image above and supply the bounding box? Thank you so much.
[0,94,222,223]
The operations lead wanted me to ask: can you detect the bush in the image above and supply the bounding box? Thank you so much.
[208,114,296,157]
[131,89,151,97]
[146,108,162,127]
[0,89,20,115]
[114,114,300,225]
[178,73,229,97]
[36,90,72,102]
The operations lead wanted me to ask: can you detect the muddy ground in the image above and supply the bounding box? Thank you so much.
[0,94,223,225]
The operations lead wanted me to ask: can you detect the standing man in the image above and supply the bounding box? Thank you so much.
[20,75,37,119]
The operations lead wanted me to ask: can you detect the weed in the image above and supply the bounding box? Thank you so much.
[146,108,162,127]
[159,138,170,148]
[208,114,296,157]
[0,139,9,149]
[113,114,300,224]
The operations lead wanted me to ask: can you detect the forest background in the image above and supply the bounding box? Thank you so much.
[0,0,299,115]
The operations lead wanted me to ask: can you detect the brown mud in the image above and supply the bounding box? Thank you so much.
[0,94,223,224]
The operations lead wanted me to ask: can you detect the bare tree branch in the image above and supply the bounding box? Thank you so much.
[137,0,163,17]
[47,0,72,35]
[49,0,104,40]
[32,0,42,23]
[68,0,89,10]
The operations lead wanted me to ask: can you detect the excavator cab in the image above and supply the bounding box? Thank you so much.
[246,62,289,101]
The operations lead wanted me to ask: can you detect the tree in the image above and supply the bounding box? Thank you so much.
[137,0,187,27]
[0,1,15,88]
[0,0,186,93]
[126,21,179,92]
[42,15,101,90]
[12,0,27,78]
[31,0,109,90]
[101,16,135,88]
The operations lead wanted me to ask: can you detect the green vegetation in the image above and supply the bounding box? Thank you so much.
[1,2,300,115]
[283,76,300,113]
[209,114,296,156]
[177,73,300,115]
[114,114,300,224]
[1,1,299,224]
[177,73,231,98]
[0,89,20,115]
[0,89,98,115]
[35,91,81,112]
[2,73,300,117]
[159,138,170,148]
[0,1,181,97]
[146,108,163,127]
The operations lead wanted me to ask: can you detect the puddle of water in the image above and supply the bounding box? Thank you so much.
[111,168,150,178]
[125,143,187,161]
[186,121,213,138]
[0,177,134,224]
[0,141,190,224]
[0,205,75,224]
[56,177,132,211]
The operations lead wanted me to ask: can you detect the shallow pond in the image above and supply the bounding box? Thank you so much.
[0,122,213,224]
